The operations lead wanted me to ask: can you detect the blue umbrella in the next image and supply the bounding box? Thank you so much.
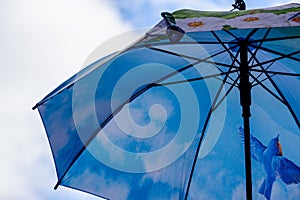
[33,3,300,200]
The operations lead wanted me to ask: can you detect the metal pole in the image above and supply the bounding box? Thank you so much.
[238,40,253,200]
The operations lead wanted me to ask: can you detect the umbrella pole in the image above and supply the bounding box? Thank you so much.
[239,40,253,200]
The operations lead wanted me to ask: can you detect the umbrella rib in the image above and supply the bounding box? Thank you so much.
[266,79,300,128]
[154,46,241,87]
[211,31,241,66]
[252,46,300,63]
[214,74,240,111]
[224,29,239,40]
[250,49,300,68]
[220,48,241,85]
[251,75,273,87]
[149,46,210,62]
[250,69,300,77]
[249,73,285,104]
[184,63,235,200]
[266,78,300,128]
[212,48,242,114]
[219,77,239,88]
[246,28,259,41]
[224,28,258,41]
[253,58,300,129]
[210,31,245,84]
[252,35,300,43]
[132,40,245,49]
[156,70,239,86]
[210,31,242,84]
[250,60,275,85]
[248,28,271,65]
[148,46,236,69]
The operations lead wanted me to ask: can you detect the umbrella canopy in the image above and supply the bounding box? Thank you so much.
[33,3,300,200]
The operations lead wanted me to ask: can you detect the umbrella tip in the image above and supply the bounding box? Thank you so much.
[32,104,38,110]
[54,182,60,190]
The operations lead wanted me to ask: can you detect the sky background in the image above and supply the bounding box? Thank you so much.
[1,0,299,200]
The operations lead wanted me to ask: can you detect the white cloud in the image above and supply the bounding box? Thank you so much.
[110,0,234,28]
[0,0,131,199]
[232,182,247,200]
[110,0,300,28]
[2,0,299,199]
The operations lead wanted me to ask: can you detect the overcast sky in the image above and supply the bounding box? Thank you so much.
[0,0,299,200]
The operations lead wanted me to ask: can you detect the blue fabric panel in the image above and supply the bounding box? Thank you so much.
[38,46,211,180]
